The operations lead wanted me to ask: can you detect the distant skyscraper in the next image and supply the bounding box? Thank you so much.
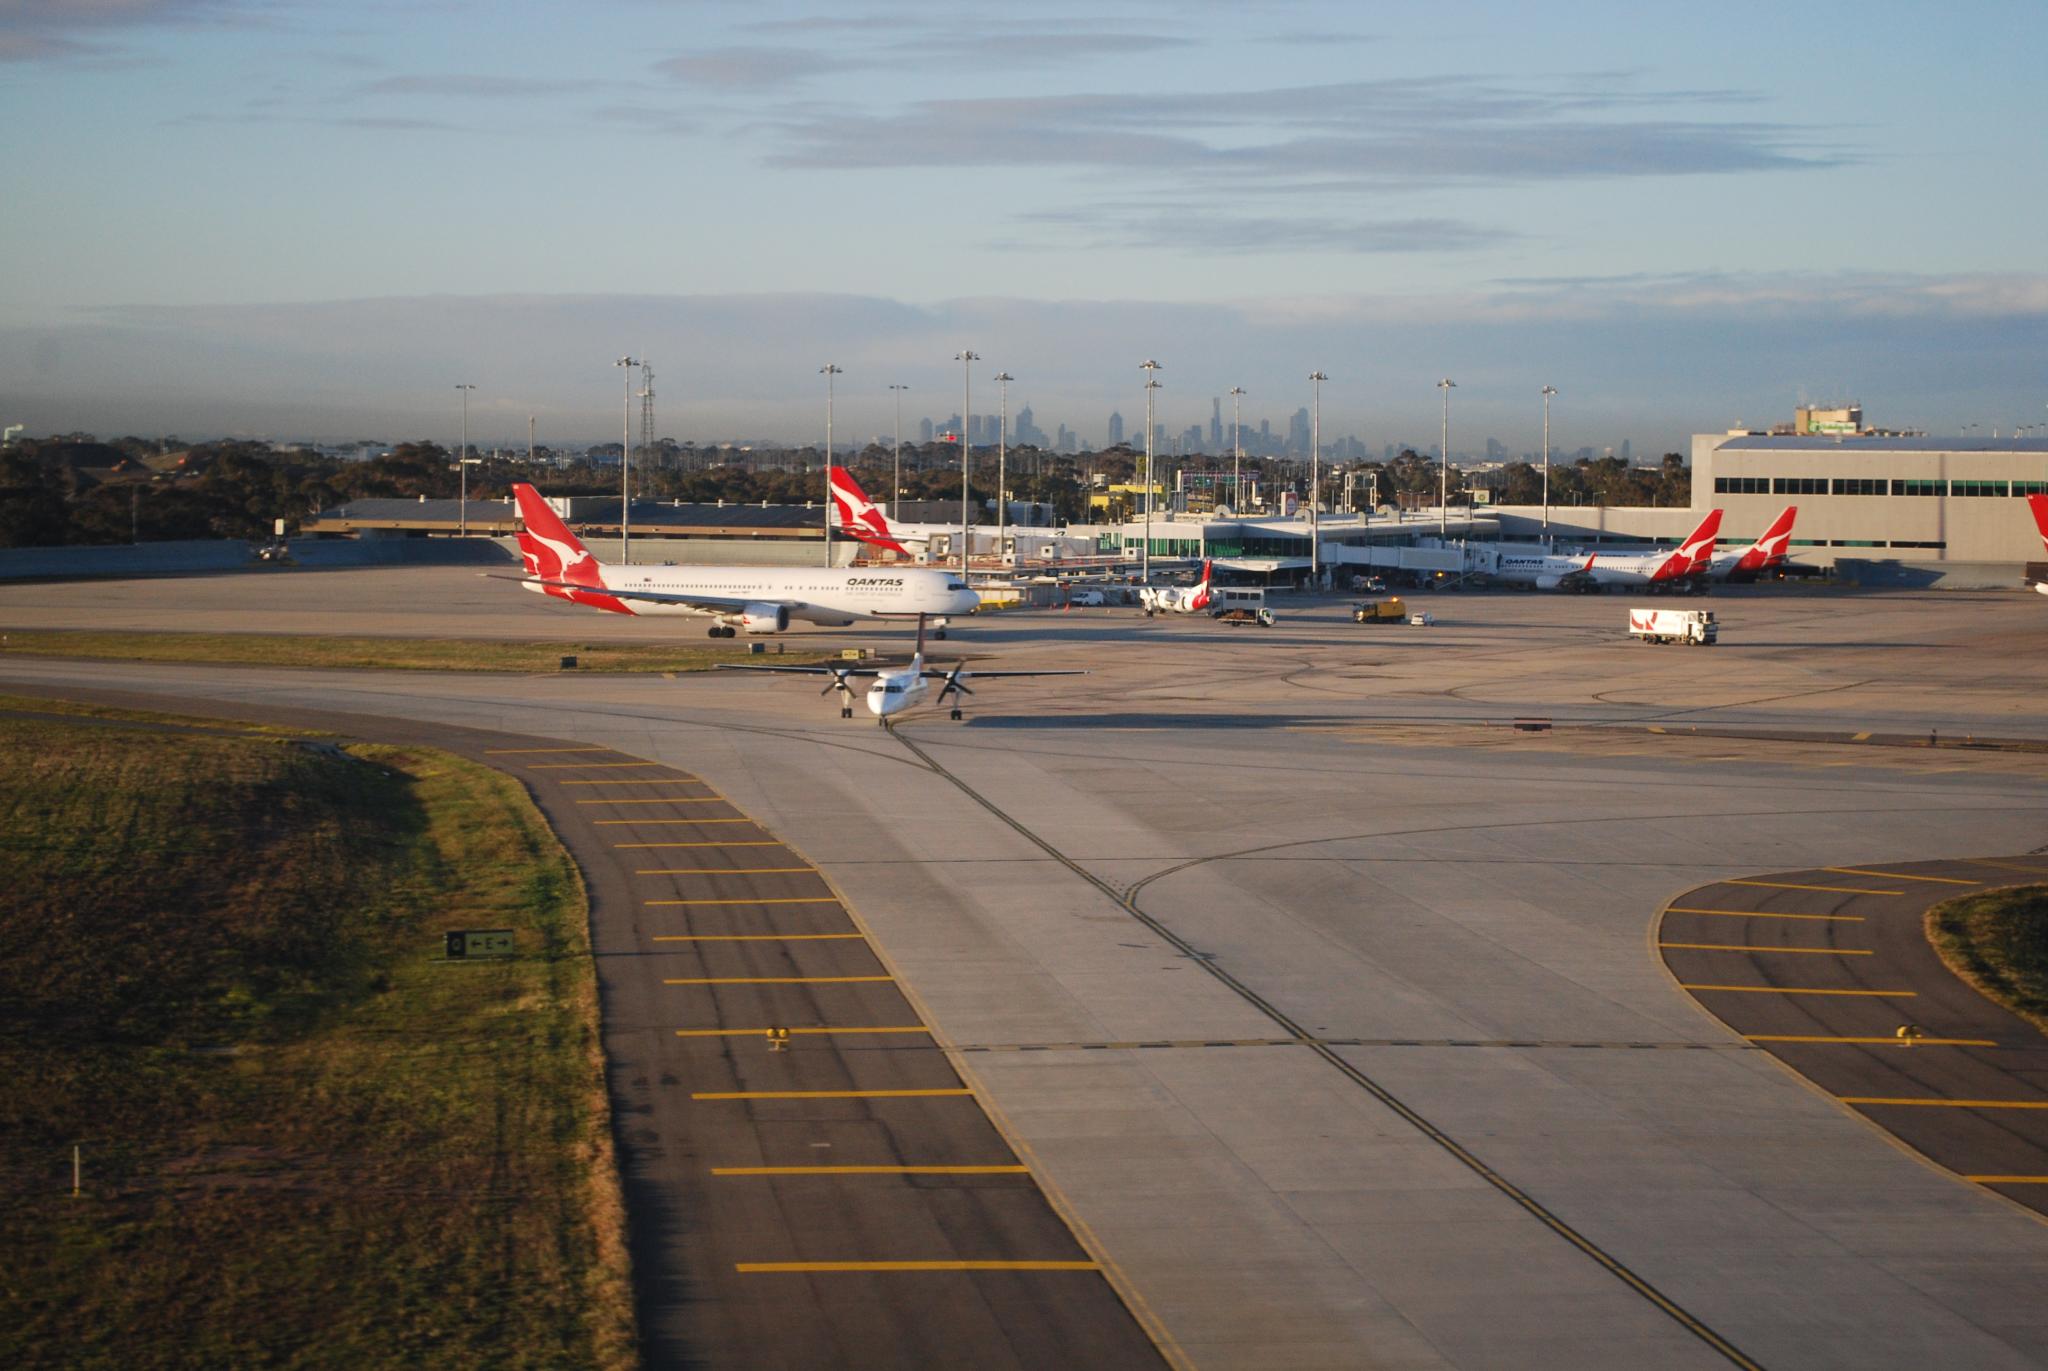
[919,417,934,444]
[1288,407,1310,455]
[1209,397,1222,452]
[1108,411,1124,446]
[1621,438,1632,464]
[1485,437,1504,461]
[1182,424,1202,453]
[1056,423,1074,453]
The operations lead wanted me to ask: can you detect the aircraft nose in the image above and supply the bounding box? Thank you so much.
[952,588,979,614]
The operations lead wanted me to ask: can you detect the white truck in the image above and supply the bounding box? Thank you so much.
[1628,607,1716,645]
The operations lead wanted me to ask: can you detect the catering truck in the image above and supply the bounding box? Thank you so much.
[1628,607,1716,645]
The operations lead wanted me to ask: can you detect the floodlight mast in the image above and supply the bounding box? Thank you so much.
[616,357,639,563]
[1140,360,1162,583]
[820,364,842,567]
[956,351,979,573]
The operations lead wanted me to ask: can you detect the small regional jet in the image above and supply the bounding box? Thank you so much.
[717,615,1083,722]
[1706,506,1799,583]
[507,483,978,637]
[1138,559,1215,615]
[1494,509,1723,593]
[2027,494,2048,597]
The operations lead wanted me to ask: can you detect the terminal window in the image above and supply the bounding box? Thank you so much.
[1772,477,1828,495]
[1889,540,1948,549]
[1831,478,1887,495]
[1713,476,1770,494]
[1950,480,2010,497]
[2013,481,2048,496]
[1890,479,1946,496]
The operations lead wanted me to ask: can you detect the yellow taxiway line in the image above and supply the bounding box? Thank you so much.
[1966,1175,2048,1184]
[1681,985,1915,997]
[1665,906,1865,922]
[655,933,862,942]
[596,818,746,826]
[639,867,815,875]
[646,896,838,906]
[1824,867,1978,886]
[635,842,783,852]
[485,746,615,755]
[579,798,730,805]
[529,761,666,769]
[1660,943,1872,956]
[558,779,714,787]
[1722,879,1902,895]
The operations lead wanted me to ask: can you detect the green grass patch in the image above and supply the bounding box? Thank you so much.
[0,716,634,1370]
[0,691,333,737]
[1926,884,2048,1033]
[0,627,830,673]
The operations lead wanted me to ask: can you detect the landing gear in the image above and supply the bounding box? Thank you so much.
[933,628,947,640]
[706,624,737,638]
[950,707,963,721]
[840,702,853,719]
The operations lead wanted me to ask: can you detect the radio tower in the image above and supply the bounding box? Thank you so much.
[638,361,656,485]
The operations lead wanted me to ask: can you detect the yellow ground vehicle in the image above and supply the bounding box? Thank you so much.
[1351,597,1408,623]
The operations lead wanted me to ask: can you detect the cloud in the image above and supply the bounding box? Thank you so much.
[653,45,849,90]
[0,0,254,64]
[762,78,1845,187]
[361,73,605,100]
[1006,208,1513,255]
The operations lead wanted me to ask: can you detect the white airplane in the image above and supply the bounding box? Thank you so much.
[1494,509,1723,593]
[717,614,1084,722]
[1706,505,1799,583]
[829,465,975,559]
[508,483,978,637]
[1138,558,1215,615]
[2028,494,2048,597]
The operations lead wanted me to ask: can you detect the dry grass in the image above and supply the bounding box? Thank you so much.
[0,714,635,1370]
[0,627,826,673]
[1925,884,2048,1035]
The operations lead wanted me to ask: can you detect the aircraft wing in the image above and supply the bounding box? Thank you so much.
[919,668,1087,679]
[502,574,772,613]
[715,663,887,678]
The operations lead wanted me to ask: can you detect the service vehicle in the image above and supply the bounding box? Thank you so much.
[1627,607,1717,645]
[1214,606,1275,627]
[1352,597,1408,623]
[1068,587,1106,606]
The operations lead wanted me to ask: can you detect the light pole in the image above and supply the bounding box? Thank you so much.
[820,364,842,568]
[993,372,1013,564]
[1541,385,1557,543]
[454,383,475,536]
[888,384,908,520]
[1140,360,1162,583]
[1436,378,1456,539]
[615,357,639,563]
[956,350,978,572]
[1229,386,1246,513]
[1308,372,1326,587]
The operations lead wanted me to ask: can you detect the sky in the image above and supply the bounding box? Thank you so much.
[2,0,2045,456]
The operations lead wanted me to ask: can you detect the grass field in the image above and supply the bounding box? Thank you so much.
[0,713,634,1370]
[1926,884,2048,1033]
[0,627,828,673]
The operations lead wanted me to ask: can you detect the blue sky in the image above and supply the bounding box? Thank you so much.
[3,0,2044,454]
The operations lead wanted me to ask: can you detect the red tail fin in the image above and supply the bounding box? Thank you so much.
[512,484,604,588]
[1654,509,1722,580]
[1190,558,1213,611]
[2030,494,2048,554]
[829,466,910,556]
[1736,505,1798,573]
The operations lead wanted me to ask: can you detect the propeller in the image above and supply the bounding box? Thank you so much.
[934,664,974,702]
[819,668,854,696]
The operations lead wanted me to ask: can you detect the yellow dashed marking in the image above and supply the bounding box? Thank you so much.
[530,761,666,769]
[674,1026,926,1037]
[712,1165,1027,1176]
[646,896,838,906]
[1823,867,1978,886]
[1723,879,1901,895]
[1665,906,1865,922]
[664,975,892,985]
[640,867,816,875]
[1842,1098,2048,1109]
[736,1260,1096,1273]
[579,798,730,805]
[485,746,614,754]
[693,1088,973,1100]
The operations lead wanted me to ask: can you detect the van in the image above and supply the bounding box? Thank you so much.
[1069,588,1106,607]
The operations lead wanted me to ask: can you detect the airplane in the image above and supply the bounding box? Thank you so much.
[1493,509,1724,593]
[1706,505,1799,583]
[506,483,979,637]
[2028,494,2048,596]
[716,614,1083,722]
[829,465,976,559]
[1138,558,1214,615]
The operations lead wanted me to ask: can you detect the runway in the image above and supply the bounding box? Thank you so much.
[8,573,2048,1369]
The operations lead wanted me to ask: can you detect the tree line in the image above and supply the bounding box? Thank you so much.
[0,433,1688,548]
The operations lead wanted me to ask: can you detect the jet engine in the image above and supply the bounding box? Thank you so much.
[739,604,791,634]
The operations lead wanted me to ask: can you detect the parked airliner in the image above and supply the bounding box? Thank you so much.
[1494,510,1723,593]
[1707,506,1799,582]
[2028,494,2048,597]
[718,615,1083,722]
[508,484,978,636]
[1138,559,1214,615]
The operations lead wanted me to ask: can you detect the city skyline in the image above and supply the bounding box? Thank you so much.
[2,2,2043,447]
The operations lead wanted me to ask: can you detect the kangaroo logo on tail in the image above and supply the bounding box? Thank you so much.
[829,466,911,556]
[511,484,627,613]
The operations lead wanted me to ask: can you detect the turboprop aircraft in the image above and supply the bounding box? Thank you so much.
[716,615,1083,722]
[507,483,977,637]
[1137,559,1214,615]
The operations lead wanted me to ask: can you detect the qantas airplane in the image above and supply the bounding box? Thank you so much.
[1494,509,1723,593]
[1706,506,1799,582]
[2028,494,2048,596]
[507,483,978,636]
[1138,558,1215,615]
[829,466,968,559]
[718,614,1083,722]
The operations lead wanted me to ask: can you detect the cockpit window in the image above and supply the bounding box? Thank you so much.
[945,579,968,591]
